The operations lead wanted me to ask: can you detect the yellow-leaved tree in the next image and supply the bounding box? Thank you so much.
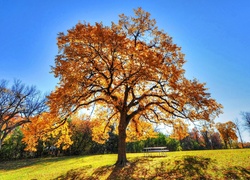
[22,112,73,152]
[48,8,222,166]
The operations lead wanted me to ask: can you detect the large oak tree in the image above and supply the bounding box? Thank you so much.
[49,8,222,166]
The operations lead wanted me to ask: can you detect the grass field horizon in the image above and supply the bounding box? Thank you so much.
[0,149,250,179]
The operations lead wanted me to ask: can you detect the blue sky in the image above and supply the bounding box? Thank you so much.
[1,1,249,141]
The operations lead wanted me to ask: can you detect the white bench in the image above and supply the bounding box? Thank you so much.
[143,147,169,156]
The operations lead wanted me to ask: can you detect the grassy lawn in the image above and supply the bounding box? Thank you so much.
[0,149,250,179]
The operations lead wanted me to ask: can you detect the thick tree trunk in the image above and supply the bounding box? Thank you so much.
[115,115,129,167]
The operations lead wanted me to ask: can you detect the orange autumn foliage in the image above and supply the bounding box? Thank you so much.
[216,121,238,148]
[126,117,157,142]
[90,106,157,144]
[22,113,73,152]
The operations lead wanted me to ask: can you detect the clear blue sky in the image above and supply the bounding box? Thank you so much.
[1,1,249,141]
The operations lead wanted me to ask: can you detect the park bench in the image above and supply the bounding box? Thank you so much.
[143,146,169,157]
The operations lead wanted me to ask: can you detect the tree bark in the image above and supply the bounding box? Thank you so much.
[115,115,129,167]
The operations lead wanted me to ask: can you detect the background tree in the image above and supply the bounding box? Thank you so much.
[0,79,46,149]
[66,115,105,155]
[234,118,244,148]
[199,121,214,149]
[181,129,204,150]
[210,132,223,149]
[165,136,182,151]
[22,113,73,152]
[189,128,201,145]
[49,8,222,166]
[170,119,189,142]
[216,121,238,149]
[67,117,93,155]
[241,112,250,133]
[104,125,119,154]
[0,127,26,160]
[144,132,167,147]
[143,133,181,151]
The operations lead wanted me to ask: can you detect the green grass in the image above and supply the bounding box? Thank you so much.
[0,149,250,179]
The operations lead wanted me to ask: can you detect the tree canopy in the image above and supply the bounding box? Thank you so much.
[48,8,222,166]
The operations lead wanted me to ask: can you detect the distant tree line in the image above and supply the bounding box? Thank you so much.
[1,116,250,161]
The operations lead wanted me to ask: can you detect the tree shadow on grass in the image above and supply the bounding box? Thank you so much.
[223,166,250,180]
[165,156,214,179]
[54,155,250,180]
[105,158,153,180]
[54,158,152,180]
[54,165,93,180]
[0,156,80,171]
